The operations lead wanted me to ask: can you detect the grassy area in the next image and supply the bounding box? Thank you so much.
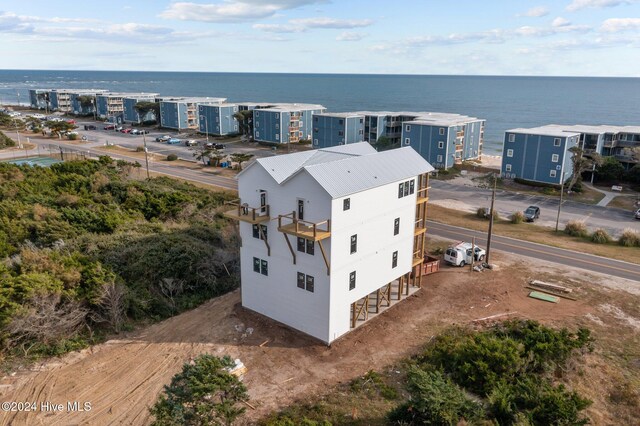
[427,204,640,264]
[608,195,640,211]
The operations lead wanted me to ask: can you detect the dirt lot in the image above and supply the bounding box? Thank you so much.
[1,246,638,425]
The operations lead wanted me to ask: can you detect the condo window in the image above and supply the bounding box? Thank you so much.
[252,224,268,240]
[253,257,260,273]
[338,131,344,136]
[255,122,259,127]
[344,198,350,211]
[398,182,404,198]
[554,138,561,146]
[313,127,318,132]
[313,139,318,146]
[392,251,398,268]
[507,149,514,158]
[437,155,443,162]
[359,119,363,124]
[505,164,512,172]
[349,271,356,290]
[297,272,314,292]
[254,257,268,275]
[275,123,279,129]
[297,272,305,289]
[394,218,400,235]
[552,154,559,163]
[439,128,445,135]
[550,170,557,178]
[314,117,318,122]
[406,125,411,132]
[339,119,344,125]
[438,141,444,149]
[508,134,515,142]
[297,237,315,255]
[275,113,279,118]
[276,134,280,141]
[404,138,411,145]
[403,180,410,197]
[350,235,357,254]
[256,131,260,137]
[306,275,315,292]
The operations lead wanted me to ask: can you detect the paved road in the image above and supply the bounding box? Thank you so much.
[427,221,640,282]
[430,180,639,238]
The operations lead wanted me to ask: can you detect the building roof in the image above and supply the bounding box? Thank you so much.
[158,97,226,104]
[507,124,640,137]
[258,103,326,112]
[506,125,581,138]
[318,110,484,125]
[244,142,434,199]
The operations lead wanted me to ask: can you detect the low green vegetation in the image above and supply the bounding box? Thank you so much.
[151,354,248,426]
[591,228,612,244]
[263,321,593,426]
[511,210,525,224]
[564,220,589,238]
[619,228,640,247]
[0,130,16,149]
[0,157,236,366]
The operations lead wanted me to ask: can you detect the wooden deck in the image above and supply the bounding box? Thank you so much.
[224,208,270,224]
[278,222,331,241]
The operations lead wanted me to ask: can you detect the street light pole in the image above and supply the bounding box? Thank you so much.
[555,172,565,232]
[142,130,150,179]
[485,174,497,264]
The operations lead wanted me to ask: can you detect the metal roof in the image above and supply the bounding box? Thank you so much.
[507,124,640,137]
[247,142,432,199]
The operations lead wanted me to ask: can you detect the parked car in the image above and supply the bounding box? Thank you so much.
[635,208,640,220]
[205,142,225,149]
[156,135,171,142]
[104,124,115,130]
[167,138,182,145]
[444,242,486,267]
[185,140,198,147]
[130,129,139,135]
[137,129,149,134]
[121,128,132,134]
[84,125,97,130]
[523,205,541,222]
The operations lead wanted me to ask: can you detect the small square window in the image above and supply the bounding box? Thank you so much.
[313,139,318,145]
[297,237,305,252]
[439,128,445,135]
[437,155,443,162]
[508,134,515,142]
[550,170,557,178]
[394,218,400,235]
[314,117,318,122]
[297,272,305,289]
[350,234,357,254]
[404,138,410,145]
[392,251,398,268]
[256,131,260,137]
[343,198,350,211]
[552,154,559,163]
[507,149,514,158]
[255,122,259,128]
[405,124,411,132]
[554,138,561,146]
[505,164,512,172]
[275,123,279,129]
[339,119,344,125]
[349,271,356,290]
[338,131,344,136]
[438,141,444,149]
[275,134,280,141]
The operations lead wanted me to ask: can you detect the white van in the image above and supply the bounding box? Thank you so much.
[444,242,486,267]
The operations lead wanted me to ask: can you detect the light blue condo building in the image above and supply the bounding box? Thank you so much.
[159,97,226,131]
[198,103,240,136]
[122,93,160,124]
[253,103,326,144]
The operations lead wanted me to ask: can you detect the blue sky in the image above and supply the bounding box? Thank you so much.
[1,0,639,75]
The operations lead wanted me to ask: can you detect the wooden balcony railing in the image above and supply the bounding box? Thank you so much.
[277,212,331,241]
[224,199,270,224]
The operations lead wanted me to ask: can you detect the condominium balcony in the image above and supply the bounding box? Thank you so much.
[278,212,331,241]
[224,199,270,224]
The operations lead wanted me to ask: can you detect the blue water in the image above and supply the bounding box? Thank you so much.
[1,70,640,155]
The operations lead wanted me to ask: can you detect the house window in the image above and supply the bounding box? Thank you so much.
[403,180,410,197]
[254,257,268,275]
[359,118,363,123]
[314,117,318,122]
[255,122,259,127]
[439,128,445,135]
[275,123,279,129]
[506,149,514,157]
[398,182,404,198]
[296,272,314,292]
[275,134,280,141]
[404,138,410,145]
[552,154,559,163]
[313,139,318,146]
[234,125,238,130]
[338,131,344,136]
[554,138,561,146]
[508,134,515,142]
[339,119,344,125]
[343,198,350,211]
[505,164,512,172]
[350,234,357,254]
[358,129,363,135]
[409,180,415,194]
[437,155,443,162]
[394,218,400,235]
[438,141,444,149]
[256,131,260,137]
[550,170,557,178]
[349,271,356,290]
[392,251,398,268]
[297,237,314,255]
[252,224,268,240]
[405,124,411,132]
[275,113,279,118]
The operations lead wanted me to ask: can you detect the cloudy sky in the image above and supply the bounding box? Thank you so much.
[1,0,639,75]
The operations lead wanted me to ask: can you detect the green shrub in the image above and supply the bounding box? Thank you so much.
[591,229,611,244]
[477,207,488,218]
[511,211,525,224]
[618,228,640,247]
[135,146,145,152]
[388,368,484,425]
[67,133,78,140]
[564,220,588,238]
[166,153,178,161]
[0,130,16,148]
[541,187,557,196]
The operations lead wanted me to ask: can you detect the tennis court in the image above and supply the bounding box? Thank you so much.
[2,156,63,167]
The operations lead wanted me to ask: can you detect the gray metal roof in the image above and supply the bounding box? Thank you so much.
[246,142,432,199]
[507,124,640,137]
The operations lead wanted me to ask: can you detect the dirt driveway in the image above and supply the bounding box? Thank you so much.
[1,250,637,425]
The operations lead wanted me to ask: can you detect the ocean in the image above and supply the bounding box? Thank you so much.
[1,70,639,155]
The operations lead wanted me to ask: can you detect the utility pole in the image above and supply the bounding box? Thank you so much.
[142,130,150,179]
[485,174,497,264]
[470,236,475,272]
[555,172,565,232]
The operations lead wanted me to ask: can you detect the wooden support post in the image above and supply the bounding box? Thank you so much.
[375,289,381,313]
[282,234,296,265]
[398,276,403,300]
[351,302,356,328]
[317,240,330,275]
[258,225,271,256]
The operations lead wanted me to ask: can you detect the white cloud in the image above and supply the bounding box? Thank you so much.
[159,0,326,23]
[336,32,365,41]
[519,6,550,17]
[600,17,640,32]
[253,17,373,33]
[566,0,637,12]
[552,17,572,27]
